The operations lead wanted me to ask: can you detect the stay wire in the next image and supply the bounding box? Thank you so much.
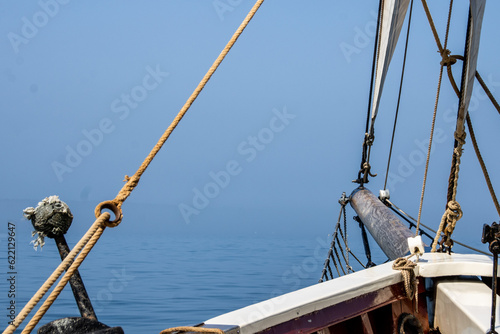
[383,0,414,190]
[416,0,454,237]
[357,0,384,186]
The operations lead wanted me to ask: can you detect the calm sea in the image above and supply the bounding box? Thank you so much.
[2,229,377,334]
[0,199,488,334]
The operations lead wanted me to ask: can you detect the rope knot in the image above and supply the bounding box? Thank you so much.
[393,257,417,300]
[444,200,462,234]
[454,130,466,146]
[440,49,457,67]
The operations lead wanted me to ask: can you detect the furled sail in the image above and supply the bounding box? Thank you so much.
[370,0,410,129]
[456,0,486,130]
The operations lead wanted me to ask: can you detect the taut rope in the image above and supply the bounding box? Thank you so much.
[3,1,265,333]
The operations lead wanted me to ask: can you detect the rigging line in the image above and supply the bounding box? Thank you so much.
[347,249,366,269]
[332,244,347,276]
[383,0,414,190]
[431,57,500,222]
[476,72,500,115]
[386,199,491,257]
[4,3,267,334]
[437,57,500,219]
[357,0,384,186]
[2,214,109,334]
[107,0,265,214]
[466,114,500,217]
[335,232,351,273]
[365,0,384,135]
[320,202,347,280]
[420,0,444,54]
[416,58,444,237]
[417,0,454,238]
[327,262,334,281]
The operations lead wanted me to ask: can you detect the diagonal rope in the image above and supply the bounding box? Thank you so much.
[417,0,454,238]
[3,214,109,334]
[110,0,265,213]
[384,0,414,190]
[3,2,266,333]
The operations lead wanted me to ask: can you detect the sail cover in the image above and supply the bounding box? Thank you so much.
[370,0,410,127]
[457,0,486,125]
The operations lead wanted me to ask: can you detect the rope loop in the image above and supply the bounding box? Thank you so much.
[440,49,457,67]
[94,200,123,227]
[444,200,462,234]
[393,256,417,300]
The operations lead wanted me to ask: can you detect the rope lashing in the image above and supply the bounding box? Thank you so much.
[160,327,225,334]
[431,130,466,252]
[393,257,417,301]
[440,49,457,67]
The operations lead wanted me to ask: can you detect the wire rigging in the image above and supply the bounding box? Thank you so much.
[383,0,414,190]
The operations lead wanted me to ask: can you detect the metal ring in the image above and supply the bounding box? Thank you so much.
[94,201,123,227]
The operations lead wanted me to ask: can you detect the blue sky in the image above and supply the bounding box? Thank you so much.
[1,1,499,249]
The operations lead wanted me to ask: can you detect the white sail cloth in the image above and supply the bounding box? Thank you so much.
[370,0,486,132]
[370,0,410,128]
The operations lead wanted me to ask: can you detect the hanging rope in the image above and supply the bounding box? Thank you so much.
[3,2,266,333]
[416,0,454,238]
[392,255,418,312]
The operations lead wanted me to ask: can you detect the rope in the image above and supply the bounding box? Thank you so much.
[357,0,384,186]
[475,72,500,115]
[466,114,500,217]
[3,213,109,334]
[392,256,418,305]
[22,222,106,334]
[96,0,266,225]
[436,55,500,227]
[160,327,225,334]
[432,128,466,252]
[4,2,266,333]
[416,0,454,237]
[386,199,491,256]
[420,0,444,54]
